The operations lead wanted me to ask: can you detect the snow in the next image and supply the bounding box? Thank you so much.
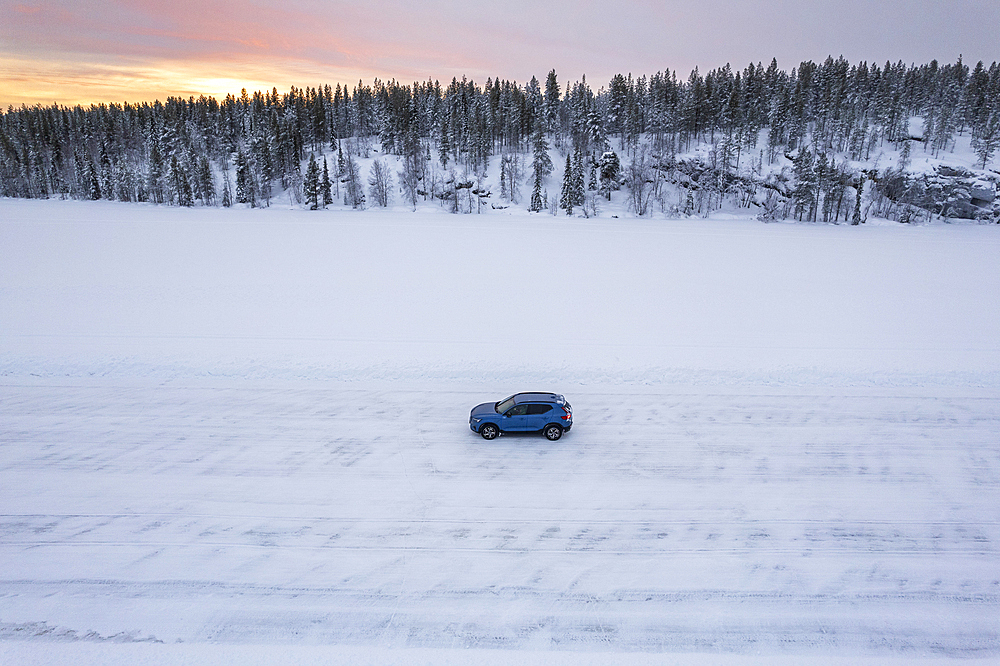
[2,198,999,664]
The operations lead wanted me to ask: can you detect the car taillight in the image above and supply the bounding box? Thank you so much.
[561,407,571,420]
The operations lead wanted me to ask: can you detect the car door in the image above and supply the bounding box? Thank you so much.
[524,403,554,431]
[502,403,530,431]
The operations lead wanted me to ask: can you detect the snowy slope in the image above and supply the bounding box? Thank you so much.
[1,199,999,664]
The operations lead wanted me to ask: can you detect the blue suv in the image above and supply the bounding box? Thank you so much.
[470,392,573,440]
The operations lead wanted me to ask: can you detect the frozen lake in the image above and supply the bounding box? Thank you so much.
[2,199,999,663]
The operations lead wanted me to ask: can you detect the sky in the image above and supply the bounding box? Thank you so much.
[2,0,999,107]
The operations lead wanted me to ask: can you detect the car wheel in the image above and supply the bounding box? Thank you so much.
[543,424,562,441]
[480,423,499,440]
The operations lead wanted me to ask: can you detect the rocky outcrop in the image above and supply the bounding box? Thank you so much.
[876,165,999,221]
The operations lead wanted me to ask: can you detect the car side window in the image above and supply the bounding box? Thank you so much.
[506,404,529,417]
[526,404,552,415]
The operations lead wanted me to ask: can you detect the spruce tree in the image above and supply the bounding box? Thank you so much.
[147,143,164,204]
[439,117,451,168]
[529,170,544,212]
[98,143,112,199]
[559,153,574,215]
[178,171,193,207]
[814,152,828,222]
[321,158,333,206]
[235,149,252,205]
[571,146,586,208]
[85,156,101,200]
[198,156,215,206]
[544,70,560,135]
[531,127,553,178]
[598,151,621,200]
[257,140,274,206]
[792,148,816,221]
[972,112,999,169]
[304,153,320,209]
[852,174,864,225]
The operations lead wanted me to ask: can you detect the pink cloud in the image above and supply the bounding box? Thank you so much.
[3,0,999,106]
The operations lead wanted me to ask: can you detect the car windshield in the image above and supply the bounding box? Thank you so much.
[495,395,517,414]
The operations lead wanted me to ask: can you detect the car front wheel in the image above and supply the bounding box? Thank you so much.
[543,424,563,441]
[480,423,499,440]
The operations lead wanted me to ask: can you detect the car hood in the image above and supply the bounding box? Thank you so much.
[470,402,497,418]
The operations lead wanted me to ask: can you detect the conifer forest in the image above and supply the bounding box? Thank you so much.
[3,57,999,222]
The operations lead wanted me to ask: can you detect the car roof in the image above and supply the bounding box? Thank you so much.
[512,392,564,405]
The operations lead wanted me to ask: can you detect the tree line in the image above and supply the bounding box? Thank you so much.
[1,56,998,217]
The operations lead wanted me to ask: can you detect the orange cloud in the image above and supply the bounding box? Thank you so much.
[3,0,998,107]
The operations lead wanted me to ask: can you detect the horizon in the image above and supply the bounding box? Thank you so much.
[3,54,996,111]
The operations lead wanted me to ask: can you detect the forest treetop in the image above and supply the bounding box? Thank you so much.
[2,56,998,213]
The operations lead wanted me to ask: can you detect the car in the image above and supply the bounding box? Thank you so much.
[469,392,573,441]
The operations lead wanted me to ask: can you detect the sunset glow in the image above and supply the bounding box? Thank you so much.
[3,0,999,107]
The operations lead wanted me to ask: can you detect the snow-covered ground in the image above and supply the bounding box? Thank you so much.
[2,198,999,664]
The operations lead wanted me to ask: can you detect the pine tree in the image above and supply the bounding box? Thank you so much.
[499,158,507,200]
[48,158,65,199]
[972,112,999,169]
[529,170,544,212]
[178,170,193,207]
[98,143,112,199]
[147,142,164,204]
[814,152,828,222]
[792,148,816,221]
[530,127,553,182]
[321,158,333,206]
[544,70,560,135]
[559,153,574,215]
[169,155,192,206]
[438,117,451,168]
[598,150,621,200]
[235,149,252,205]
[256,140,274,206]
[571,145,585,209]
[899,140,911,169]
[852,174,864,225]
[198,156,215,206]
[304,153,320,209]
[85,156,101,200]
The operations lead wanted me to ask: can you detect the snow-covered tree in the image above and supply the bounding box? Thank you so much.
[598,151,621,200]
[321,158,333,206]
[342,155,364,209]
[559,153,574,215]
[529,170,544,212]
[368,159,393,207]
[972,112,999,169]
[304,153,320,209]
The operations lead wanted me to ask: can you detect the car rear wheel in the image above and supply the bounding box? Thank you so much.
[480,423,499,440]
[543,424,563,441]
